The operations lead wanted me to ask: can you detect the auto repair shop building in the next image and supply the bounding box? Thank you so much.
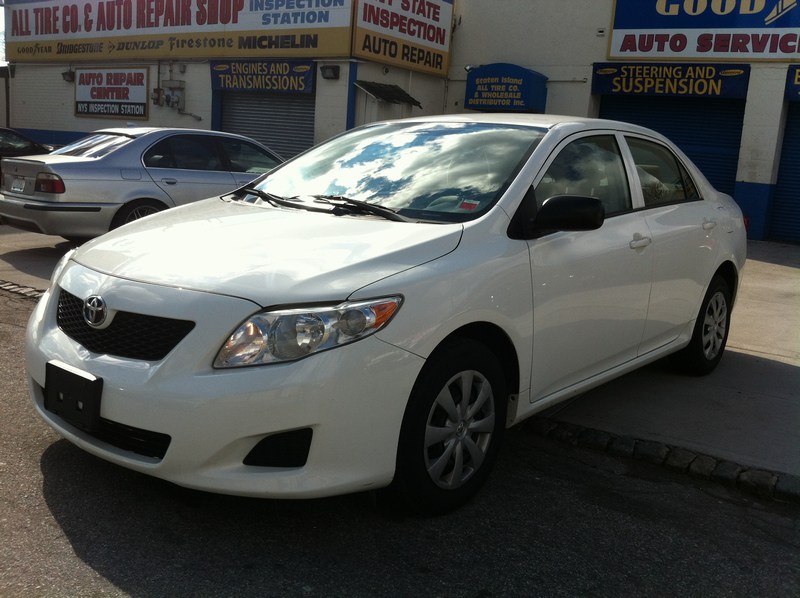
[3,0,799,242]
[2,0,453,159]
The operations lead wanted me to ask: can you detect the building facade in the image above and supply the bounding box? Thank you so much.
[3,0,453,157]
[3,0,799,241]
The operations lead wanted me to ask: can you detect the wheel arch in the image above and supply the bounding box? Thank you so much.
[432,322,521,400]
[714,260,740,305]
[110,197,171,229]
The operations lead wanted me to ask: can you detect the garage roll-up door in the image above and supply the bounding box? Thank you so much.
[600,96,745,197]
[221,91,315,159]
[771,103,800,243]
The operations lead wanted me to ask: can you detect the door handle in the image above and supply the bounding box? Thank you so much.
[161,178,178,185]
[702,219,717,230]
[629,234,652,249]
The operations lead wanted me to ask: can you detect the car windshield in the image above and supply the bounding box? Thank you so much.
[247,121,545,223]
[51,133,136,159]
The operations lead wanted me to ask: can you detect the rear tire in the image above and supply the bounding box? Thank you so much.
[388,339,507,515]
[674,275,731,376]
[111,199,166,230]
[63,236,90,245]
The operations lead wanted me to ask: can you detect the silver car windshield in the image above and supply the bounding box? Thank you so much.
[248,122,545,223]
[51,133,135,159]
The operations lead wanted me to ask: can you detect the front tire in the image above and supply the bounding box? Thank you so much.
[389,339,507,514]
[675,274,732,375]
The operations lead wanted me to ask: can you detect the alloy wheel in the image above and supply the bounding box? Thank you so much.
[424,369,495,490]
[702,291,728,361]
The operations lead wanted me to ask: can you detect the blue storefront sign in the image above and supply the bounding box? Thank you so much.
[786,65,800,101]
[611,0,800,61]
[464,63,547,112]
[210,60,315,94]
[593,62,750,98]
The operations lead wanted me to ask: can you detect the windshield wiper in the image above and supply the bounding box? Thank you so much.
[312,195,412,223]
[239,185,330,214]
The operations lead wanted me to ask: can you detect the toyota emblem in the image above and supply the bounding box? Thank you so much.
[83,295,107,328]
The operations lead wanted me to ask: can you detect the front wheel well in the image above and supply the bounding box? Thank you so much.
[433,323,521,398]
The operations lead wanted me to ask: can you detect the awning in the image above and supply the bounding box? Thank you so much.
[354,80,422,108]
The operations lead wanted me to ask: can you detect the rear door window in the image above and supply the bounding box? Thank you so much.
[218,139,282,174]
[626,137,701,207]
[144,135,226,171]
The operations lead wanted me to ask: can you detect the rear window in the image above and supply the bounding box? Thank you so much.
[51,133,136,159]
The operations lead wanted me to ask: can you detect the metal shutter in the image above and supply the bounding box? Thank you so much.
[771,103,800,243]
[600,96,745,196]
[221,91,315,159]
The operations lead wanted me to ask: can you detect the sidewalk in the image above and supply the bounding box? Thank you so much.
[540,240,800,498]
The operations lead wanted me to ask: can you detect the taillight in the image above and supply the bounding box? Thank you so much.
[34,173,66,194]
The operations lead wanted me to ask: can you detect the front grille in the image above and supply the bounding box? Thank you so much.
[57,289,195,361]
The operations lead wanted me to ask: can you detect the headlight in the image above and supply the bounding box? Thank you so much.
[213,296,403,368]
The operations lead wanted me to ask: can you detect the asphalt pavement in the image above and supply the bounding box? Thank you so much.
[1,226,799,503]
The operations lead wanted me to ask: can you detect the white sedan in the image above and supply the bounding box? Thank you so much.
[26,114,746,513]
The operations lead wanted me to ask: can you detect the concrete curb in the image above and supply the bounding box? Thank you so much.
[4,281,798,506]
[529,416,800,506]
[0,280,45,300]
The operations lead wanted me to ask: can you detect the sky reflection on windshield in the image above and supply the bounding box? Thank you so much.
[259,122,544,221]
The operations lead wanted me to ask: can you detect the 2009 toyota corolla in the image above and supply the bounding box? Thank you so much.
[26,114,747,513]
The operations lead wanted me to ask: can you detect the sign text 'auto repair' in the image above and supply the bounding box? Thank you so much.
[75,67,149,118]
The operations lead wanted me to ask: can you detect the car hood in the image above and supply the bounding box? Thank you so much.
[72,198,463,305]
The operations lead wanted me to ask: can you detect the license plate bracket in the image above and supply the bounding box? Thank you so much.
[44,360,103,433]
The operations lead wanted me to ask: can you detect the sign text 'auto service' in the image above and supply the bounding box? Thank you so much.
[353,0,453,77]
[4,0,353,61]
[75,67,149,118]
[610,0,800,60]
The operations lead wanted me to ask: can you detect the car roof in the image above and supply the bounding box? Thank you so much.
[90,127,254,140]
[391,113,667,140]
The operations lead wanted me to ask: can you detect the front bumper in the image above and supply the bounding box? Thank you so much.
[26,263,424,498]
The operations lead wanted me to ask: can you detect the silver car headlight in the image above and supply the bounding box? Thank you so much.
[213,296,403,368]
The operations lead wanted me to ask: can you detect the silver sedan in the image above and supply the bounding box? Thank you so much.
[0,127,282,241]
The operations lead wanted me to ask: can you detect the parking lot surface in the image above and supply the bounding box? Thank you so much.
[1,226,799,596]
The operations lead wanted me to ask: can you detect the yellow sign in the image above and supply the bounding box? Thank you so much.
[352,0,453,77]
[5,0,353,62]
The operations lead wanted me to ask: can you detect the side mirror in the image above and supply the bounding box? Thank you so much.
[535,195,605,233]
[509,189,605,239]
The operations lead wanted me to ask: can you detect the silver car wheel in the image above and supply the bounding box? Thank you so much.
[124,204,161,223]
[702,291,728,361]
[424,369,495,490]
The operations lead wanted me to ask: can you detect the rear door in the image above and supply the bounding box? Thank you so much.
[622,135,721,355]
[143,134,238,206]
[528,133,654,400]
